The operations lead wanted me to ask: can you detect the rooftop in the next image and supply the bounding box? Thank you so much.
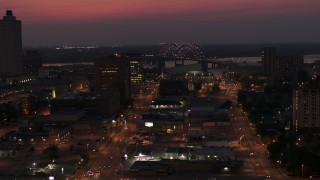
[151,99,182,106]
[32,110,85,122]
[56,92,119,100]
[191,147,234,156]
[130,161,169,171]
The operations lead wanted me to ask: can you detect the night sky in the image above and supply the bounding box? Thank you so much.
[2,0,320,46]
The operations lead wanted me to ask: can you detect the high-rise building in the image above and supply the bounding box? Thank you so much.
[23,50,42,76]
[121,53,144,84]
[262,47,276,76]
[0,10,23,77]
[94,55,130,103]
[276,56,304,79]
[262,47,304,80]
[130,60,144,83]
[293,87,320,132]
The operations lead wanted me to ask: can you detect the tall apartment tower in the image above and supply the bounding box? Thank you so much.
[293,87,320,132]
[94,55,131,104]
[261,47,276,76]
[0,10,23,77]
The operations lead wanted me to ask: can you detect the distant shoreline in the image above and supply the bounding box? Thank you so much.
[23,43,320,63]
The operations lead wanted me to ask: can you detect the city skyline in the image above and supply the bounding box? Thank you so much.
[1,0,320,46]
[2,0,320,179]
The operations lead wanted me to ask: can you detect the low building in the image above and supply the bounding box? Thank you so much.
[189,109,231,127]
[1,75,35,85]
[71,124,91,135]
[202,111,231,127]
[202,139,239,148]
[134,150,153,161]
[188,129,210,138]
[159,79,189,96]
[5,130,47,145]
[62,71,90,92]
[78,114,114,135]
[130,159,244,175]
[29,110,85,130]
[6,124,71,145]
[0,147,15,158]
[51,92,120,116]
[163,147,234,161]
[150,98,184,110]
[190,147,235,160]
[164,147,189,160]
[21,110,114,137]
[129,161,169,176]
[22,78,69,97]
[189,106,215,118]
[139,118,185,134]
[187,129,239,148]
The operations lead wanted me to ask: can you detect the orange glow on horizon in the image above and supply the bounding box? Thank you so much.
[1,0,319,24]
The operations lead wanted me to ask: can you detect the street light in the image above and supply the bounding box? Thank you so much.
[302,164,304,178]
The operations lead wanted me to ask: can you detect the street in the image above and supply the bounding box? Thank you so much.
[73,83,158,180]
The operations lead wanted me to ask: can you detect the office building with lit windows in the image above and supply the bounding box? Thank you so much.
[94,55,130,103]
[130,60,144,83]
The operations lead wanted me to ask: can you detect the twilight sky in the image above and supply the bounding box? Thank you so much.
[1,0,320,46]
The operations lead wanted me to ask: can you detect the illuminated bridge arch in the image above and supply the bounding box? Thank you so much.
[159,43,205,60]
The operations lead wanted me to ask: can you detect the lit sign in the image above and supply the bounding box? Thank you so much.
[145,122,153,127]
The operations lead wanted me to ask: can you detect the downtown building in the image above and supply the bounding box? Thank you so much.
[261,47,304,80]
[276,56,304,79]
[0,10,23,78]
[293,86,320,132]
[23,50,42,76]
[121,54,144,84]
[94,55,131,104]
[130,60,144,83]
[262,47,277,77]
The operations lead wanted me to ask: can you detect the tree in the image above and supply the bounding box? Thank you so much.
[30,146,35,152]
[220,100,232,109]
[0,103,22,123]
[212,83,220,92]
[297,69,311,83]
[41,145,60,160]
[70,145,74,152]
